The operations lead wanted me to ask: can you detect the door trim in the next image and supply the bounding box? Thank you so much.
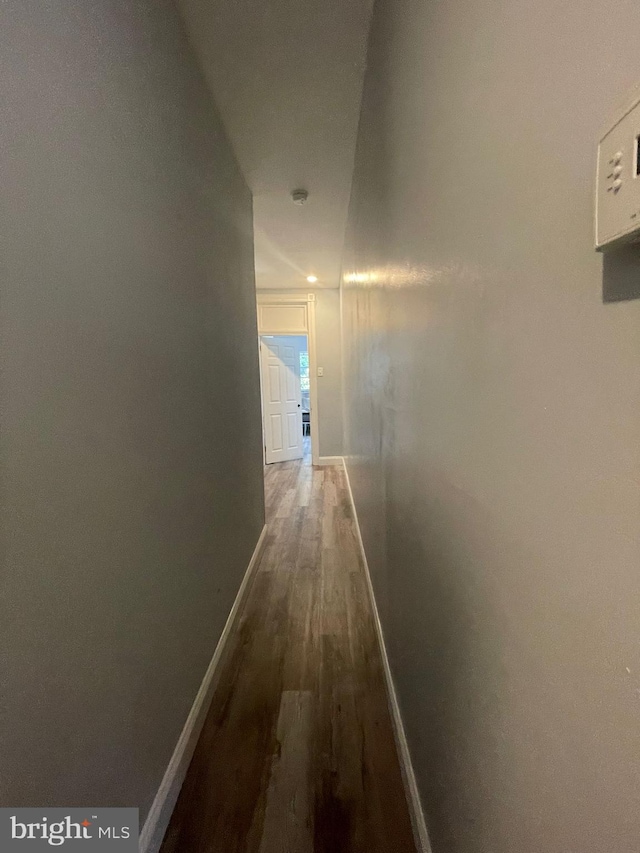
[256,293,320,466]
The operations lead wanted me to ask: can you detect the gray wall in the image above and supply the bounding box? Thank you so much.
[342,1,640,852]
[313,289,343,457]
[0,0,264,819]
[257,289,343,457]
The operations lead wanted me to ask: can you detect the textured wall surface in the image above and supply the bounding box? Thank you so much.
[342,1,640,851]
[0,0,264,818]
[313,289,344,457]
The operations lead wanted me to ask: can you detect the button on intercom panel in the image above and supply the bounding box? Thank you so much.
[596,94,640,250]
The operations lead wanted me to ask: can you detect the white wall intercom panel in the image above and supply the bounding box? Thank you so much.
[596,94,640,251]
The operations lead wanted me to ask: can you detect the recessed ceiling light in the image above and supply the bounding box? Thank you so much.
[306,275,318,283]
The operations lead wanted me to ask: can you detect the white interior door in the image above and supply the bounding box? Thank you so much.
[260,336,303,464]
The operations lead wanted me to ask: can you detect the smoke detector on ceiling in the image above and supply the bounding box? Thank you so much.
[291,189,309,205]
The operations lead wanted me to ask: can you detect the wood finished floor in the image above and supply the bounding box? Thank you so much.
[161,443,416,853]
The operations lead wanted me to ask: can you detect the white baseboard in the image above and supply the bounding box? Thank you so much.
[139,524,268,853]
[317,455,343,466]
[340,459,432,853]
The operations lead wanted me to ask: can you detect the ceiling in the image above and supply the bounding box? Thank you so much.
[177,0,374,289]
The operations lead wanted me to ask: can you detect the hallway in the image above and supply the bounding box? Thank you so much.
[160,455,416,852]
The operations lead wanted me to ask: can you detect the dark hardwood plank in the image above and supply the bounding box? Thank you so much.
[258,691,314,853]
[160,454,416,853]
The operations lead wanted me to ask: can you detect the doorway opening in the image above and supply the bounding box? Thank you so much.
[256,292,320,465]
[259,334,311,465]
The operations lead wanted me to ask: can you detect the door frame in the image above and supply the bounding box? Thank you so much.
[256,292,319,466]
